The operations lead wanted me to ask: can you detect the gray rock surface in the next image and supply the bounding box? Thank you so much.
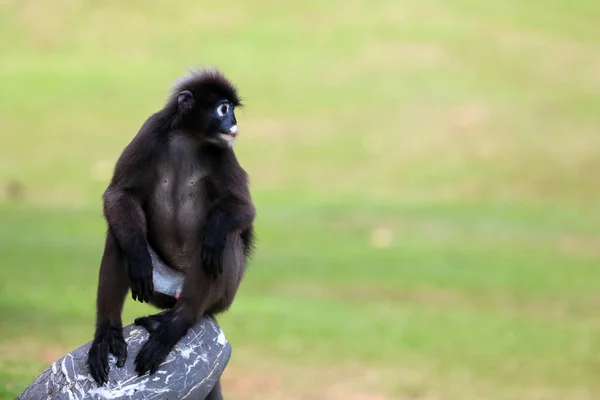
[17,318,231,400]
[18,249,229,400]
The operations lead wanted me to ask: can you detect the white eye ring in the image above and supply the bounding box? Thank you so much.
[217,103,229,117]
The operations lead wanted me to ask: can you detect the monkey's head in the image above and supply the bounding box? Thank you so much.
[170,68,242,148]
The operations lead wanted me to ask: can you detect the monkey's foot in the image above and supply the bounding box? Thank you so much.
[134,311,191,377]
[87,325,127,385]
[133,310,171,333]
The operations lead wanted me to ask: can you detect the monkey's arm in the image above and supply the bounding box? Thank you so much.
[202,199,255,275]
[102,128,161,303]
[202,159,256,276]
[103,187,153,303]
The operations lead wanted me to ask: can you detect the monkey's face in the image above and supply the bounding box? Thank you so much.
[205,100,238,148]
[176,90,239,148]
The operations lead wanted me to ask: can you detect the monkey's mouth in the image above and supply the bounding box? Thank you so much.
[219,132,237,142]
[218,125,238,145]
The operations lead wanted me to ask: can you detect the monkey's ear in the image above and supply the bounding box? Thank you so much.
[177,90,195,112]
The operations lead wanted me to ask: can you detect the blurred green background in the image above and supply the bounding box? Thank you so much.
[1,1,599,399]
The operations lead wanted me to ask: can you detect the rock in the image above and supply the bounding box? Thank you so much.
[17,317,231,400]
[18,246,229,399]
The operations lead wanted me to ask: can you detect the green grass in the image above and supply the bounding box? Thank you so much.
[1,1,599,399]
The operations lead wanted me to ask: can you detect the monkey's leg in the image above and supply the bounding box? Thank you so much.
[87,230,129,385]
[134,249,217,377]
[205,379,224,400]
[134,233,245,377]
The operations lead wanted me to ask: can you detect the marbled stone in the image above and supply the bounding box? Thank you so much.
[17,248,229,400]
[17,318,231,400]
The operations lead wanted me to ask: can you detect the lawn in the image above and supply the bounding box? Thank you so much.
[1,1,599,399]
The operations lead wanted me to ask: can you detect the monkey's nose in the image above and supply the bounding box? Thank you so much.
[229,125,238,135]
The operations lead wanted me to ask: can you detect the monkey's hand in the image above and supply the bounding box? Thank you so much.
[201,210,229,277]
[134,310,191,376]
[128,253,154,303]
[87,325,127,385]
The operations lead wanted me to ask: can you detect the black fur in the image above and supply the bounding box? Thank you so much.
[133,310,189,376]
[202,209,231,277]
[88,322,127,385]
[241,227,256,258]
[87,68,255,391]
[170,68,242,108]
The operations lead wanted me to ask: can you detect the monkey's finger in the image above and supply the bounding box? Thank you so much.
[208,250,216,271]
[131,283,138,302]
[134,353,147,376]
[116,348,127,368]
[104,344,110,377]
[88,364,99,385]
[89,344,108,385]
[150,358,162,375]
[138,281,145,302]
[135,347,153,376]
[132,280,142,302]
[140,354,156,376]
[90,367,103,386]
[136,335,165,376]
[146,279,153,302]
[140,281,146,302]
[138,280,144,301]
[90,362,106,386]
[139,278,146,303]
[147,277,154,301]
[216,254,223,275]
[110,340,127,368]
[147,345,166,375]
[98,341,109,378]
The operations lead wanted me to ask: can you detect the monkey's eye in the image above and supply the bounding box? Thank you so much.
[217,103,230,117]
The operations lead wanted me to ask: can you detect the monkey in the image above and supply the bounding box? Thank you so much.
[86,68,256,399]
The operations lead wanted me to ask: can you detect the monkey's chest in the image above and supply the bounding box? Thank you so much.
[147,167,209,270]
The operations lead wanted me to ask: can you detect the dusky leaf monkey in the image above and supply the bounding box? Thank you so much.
[87,68,256,400]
